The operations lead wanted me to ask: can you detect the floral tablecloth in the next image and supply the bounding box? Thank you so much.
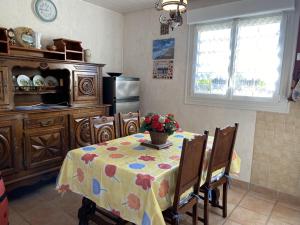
[56,131,241,225]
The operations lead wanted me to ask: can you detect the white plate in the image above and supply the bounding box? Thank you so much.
[45,76,59,87]
[33,75,45,86]
[17,75,31,87]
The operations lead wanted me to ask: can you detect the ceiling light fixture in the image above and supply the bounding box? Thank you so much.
[155,0,188,30]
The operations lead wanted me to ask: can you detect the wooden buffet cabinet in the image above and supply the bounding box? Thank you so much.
[0,55,110,191]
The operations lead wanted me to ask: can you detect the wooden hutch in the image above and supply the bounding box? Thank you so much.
[0,30,110,191]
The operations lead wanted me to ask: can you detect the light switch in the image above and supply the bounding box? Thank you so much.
[297,53,300,61]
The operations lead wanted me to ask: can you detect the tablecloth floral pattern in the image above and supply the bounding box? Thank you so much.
[56,131,241,225]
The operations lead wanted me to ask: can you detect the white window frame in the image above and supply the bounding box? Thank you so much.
[185,12,298,113]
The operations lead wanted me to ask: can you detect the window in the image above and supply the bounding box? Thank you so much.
[186,14,291,112]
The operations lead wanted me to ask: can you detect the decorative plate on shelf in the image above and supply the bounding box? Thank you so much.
[33,75,45,86]
[17,75,31,88]
[17,75,31,86]
[34,0,57,22]
[45,76,58,87]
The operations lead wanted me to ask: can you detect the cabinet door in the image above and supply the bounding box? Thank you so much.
[0,120,17,175]
[73,71,98,102]
[0,67,9,106]
[25,127,66,169]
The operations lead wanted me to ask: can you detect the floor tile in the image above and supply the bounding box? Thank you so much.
[224,220,244,225]
[267,216,293,225]
[9,207,30,225]
[229,207,269,225]
[239,193,275,216]
[271,203,300,225]
[227,187,247,205]
[9,192,45,214]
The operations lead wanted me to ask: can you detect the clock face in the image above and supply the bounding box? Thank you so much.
[34,0,57,22]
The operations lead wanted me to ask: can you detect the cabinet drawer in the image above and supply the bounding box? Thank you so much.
[24,116,65,129]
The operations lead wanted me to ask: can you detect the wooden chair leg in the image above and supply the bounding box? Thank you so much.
[204,190,209,225]
[78,197,96,225]
[223,183,228,218]
[192,203,198,225]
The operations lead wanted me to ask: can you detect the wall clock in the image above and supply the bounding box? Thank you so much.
[34,0,57,22]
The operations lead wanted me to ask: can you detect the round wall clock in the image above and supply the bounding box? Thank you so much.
[34,0,57,22]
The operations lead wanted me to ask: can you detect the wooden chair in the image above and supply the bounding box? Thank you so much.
[163,131,209,225]
[89,116,117,144]
[199,123,238,225]
[118,111,140,137]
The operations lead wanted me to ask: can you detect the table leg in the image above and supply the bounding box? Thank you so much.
[211,188,220,207]
[78,197,96,225]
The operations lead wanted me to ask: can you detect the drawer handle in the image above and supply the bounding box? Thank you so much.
[40,120,53,127]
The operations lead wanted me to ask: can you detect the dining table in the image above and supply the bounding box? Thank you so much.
[56,130,241,225]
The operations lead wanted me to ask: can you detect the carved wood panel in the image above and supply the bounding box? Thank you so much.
[0,67,9,106]
[90,116,116,144]
[119,112,141,137]
[73,117,92,148]
[73,71,98,102]
[25,127,66,169]
[0,121,16,175]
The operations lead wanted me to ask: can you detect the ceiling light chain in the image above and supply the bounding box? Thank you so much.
[155,0,187,30]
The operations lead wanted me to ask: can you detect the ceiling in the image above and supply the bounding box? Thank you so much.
[82,0,155,14]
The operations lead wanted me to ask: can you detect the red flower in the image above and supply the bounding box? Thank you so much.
[77,168,84,183]
[175,122,179,129]
[139,155,155,161]
[151,121,159,129]
[152,115,160,121]
[165,118,170,123]
[159,179,170,198]
[58,184,70,193]
[107,147,118,151]
[127,193,140,210]
[135,174,155,190]
[105,164,117,178]
[111,209,120,217]
[158,163,172,170]
[81,153,98,164]
[156,123,164,131]
[144,116,151,124]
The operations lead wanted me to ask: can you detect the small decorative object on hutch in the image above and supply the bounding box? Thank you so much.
[84,49,91,62]
[54,38,84,61]
[14,27,35,48]
[140,113,179,149]
[7,28,16,46]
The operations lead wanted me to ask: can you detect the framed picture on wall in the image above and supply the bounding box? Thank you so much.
[152,38,175,60]
[153,60,174,79]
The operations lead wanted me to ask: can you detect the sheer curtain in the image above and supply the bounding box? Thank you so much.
[192,14,284,100]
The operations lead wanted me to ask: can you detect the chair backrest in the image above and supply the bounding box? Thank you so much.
[206,123,239,183]
[90,116,117,144]
[173,131,209,210]
[118,111,141,137]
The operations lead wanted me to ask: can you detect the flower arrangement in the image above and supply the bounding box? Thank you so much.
[140,113,179,136]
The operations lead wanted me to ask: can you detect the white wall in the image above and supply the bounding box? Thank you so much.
[123,9,256,182]
[0,0,124,72]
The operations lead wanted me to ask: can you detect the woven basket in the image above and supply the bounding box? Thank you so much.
[150,131,169,145]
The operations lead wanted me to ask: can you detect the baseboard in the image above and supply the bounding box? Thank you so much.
[231,178,300,205]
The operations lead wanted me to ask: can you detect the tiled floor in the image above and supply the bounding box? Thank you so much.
[8,182,300,225]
